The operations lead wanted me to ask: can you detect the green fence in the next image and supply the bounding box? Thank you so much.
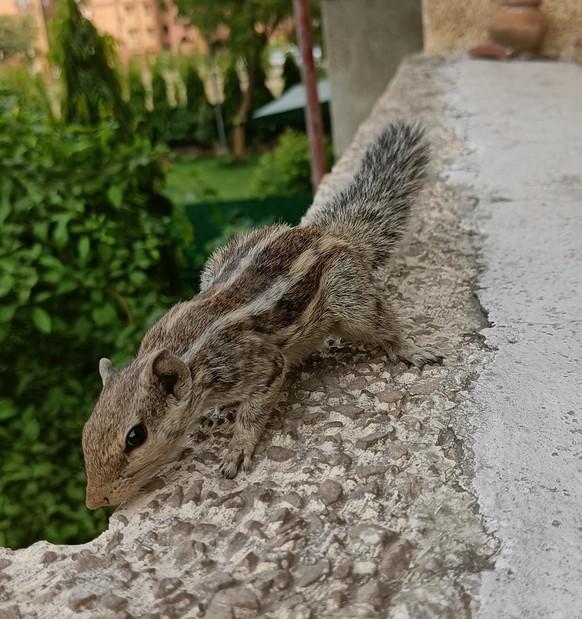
[182,193,314,288]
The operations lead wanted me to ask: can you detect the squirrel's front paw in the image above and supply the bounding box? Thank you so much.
[218,445,254,479]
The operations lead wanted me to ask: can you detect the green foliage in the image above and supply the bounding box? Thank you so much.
[221,63,242,137]
[175,0,292,137]
[0,105,184,549]
[251,128,312,194]
[48,0,130,129]
[248,62,276,146]
[282,53,302,93]
[146,58,215,147]
[183,63,215,147]
[0,15,36,60]
[251,62,274,112]
[192,101,216,148]
[150,63,172,143]
[0,66,54,119]
[184,64,206,111]
[174,0,292,59]
[252,128,334,195]
[126,60,148,123]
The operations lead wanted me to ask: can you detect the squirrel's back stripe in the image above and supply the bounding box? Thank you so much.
[203,225,290,291]
[141,227,345,359]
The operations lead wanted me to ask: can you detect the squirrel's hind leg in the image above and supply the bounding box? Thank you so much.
[332,293,444,370]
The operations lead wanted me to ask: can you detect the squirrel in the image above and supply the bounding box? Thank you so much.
[82,121,443,510]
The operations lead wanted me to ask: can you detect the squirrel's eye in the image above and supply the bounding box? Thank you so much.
[125,424,147,452]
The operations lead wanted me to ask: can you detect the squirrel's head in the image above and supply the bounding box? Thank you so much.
[82,349,194,510]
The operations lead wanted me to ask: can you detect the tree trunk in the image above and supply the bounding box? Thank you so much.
[233,43,262,162]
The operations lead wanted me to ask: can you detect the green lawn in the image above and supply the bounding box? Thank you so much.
[164,154,261,205]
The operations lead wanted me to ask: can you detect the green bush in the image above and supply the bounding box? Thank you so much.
[0,66,54,119]
[251,128,314,195]
[145,60,215,148]
[0,104,184,549]
[252,129,335,195]
[184,65,216,148]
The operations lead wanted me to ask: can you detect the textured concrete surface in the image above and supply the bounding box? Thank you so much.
[444,57,582,617]
[321,0,423,154]
[423,0,582,64]
[0,56,495,618]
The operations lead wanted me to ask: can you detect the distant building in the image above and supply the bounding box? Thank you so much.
[0,0,205,64]
[82,0,206,64]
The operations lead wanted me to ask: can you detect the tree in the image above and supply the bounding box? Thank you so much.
[221,63,242,140]
[282,53,301,92]
[184,64,206,109]
[183,64,215,147]
[174,0,294,159]
[252,62,274,112]
[48,0,130,130]
[126,59,147,120]
[0,15,36,60]
[150,62,171,143]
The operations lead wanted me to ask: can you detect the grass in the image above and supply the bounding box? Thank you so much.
[164,153,261,205]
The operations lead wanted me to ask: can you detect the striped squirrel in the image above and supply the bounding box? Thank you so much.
[82,122,443,510]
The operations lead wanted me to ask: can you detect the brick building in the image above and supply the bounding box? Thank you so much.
[0,0,205,64]
[81,0,206,63]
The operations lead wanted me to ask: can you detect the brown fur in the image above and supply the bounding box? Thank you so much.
[82,122,443,509]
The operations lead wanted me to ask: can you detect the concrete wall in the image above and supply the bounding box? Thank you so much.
[321,0,423,155]
[423,0,582,64]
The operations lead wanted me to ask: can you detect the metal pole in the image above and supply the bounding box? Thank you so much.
[292,0,327,190]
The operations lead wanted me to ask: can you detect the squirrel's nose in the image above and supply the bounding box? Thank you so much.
[86,491,109,510]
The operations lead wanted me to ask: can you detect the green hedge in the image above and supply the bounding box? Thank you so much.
[0,104,184,549]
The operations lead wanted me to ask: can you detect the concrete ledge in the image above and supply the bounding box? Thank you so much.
[444,56,582,617]
[0,54,514,618]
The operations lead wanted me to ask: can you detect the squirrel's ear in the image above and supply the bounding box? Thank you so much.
[99,358,118,386]
[147,349,192,400]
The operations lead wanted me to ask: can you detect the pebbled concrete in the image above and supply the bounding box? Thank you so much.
[445,58,582,617]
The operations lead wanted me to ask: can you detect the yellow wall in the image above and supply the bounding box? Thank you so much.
[422,0,582,64]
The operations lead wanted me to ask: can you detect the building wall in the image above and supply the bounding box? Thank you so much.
[85,0,205,64]
[321,0,423,155]
[0,0,205,65]
[423,0,582,64]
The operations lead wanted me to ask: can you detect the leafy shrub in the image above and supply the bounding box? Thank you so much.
[251,129,313,195]
[0,105,184,549]
[252,129,335,195]
[184,65,216,148]
[146,60,215,148]
[0,66,54,120]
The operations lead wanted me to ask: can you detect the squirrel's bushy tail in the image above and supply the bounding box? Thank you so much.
[302,121,429,265]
